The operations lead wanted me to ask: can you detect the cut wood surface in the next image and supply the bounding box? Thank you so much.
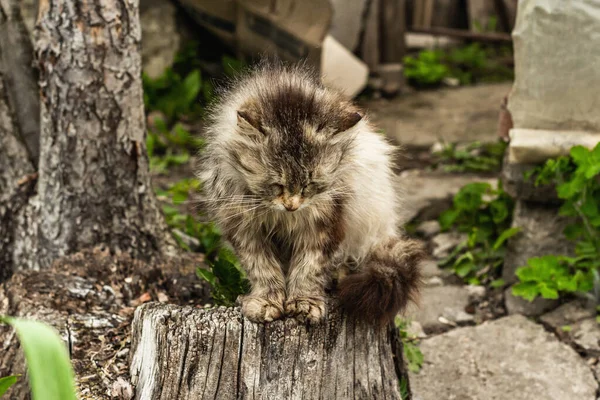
[130,302,409,400]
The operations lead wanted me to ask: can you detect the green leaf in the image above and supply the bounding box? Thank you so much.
[0,318,77,400]
[570,146,590,166]
[0,375,19,397]
[537,283,559,299]
[454,253,475,278]
[563,223,584,240]
[439,209,460,231]
[561,325,572,332]
[181,70,202,107]
[492,227,521,250]
[512,282,539,302]
[490,279,505,288]
[453,182,491,211]
[196,268,217,286]
[403,342,424,373]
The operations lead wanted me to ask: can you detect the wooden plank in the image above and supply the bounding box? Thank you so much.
[412,0,424,28]
[423,0,434,28]
[360,0,380,69]
[380,0,406,63]
[409,26,512,42]
[467,0,497,31]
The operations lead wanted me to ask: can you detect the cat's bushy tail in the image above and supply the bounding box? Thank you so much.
[337,237,427,325]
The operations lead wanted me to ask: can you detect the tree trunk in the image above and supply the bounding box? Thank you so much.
[0,0,40,166]
[0,70,35,281]
[0,0,175,276]
[130,302,411,400]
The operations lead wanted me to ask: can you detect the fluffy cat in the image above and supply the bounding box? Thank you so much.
[197,64,425,325]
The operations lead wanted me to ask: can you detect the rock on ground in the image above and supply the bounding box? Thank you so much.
[431,232,467,259]
[416,220,441,238]
[541,300,600,356]
[364,83,512,147]
[540,300,595,329]
[421,259,443,279]
[405,285,473,333]
[502,200,575,284]
[504,286,559,317]
[395,170,497,222]
[411,315,598,400]
[501,157,560,204]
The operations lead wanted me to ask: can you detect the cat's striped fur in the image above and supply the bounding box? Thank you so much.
[197,63,425,324]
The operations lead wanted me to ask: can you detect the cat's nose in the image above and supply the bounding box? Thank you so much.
[283,195,302,211]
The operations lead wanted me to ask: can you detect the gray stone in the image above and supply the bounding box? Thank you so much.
[501,156,560,204]
[140,0,181,79]
[364,83,512,147]
[406,321,427,339]
[396,170,497,222]
[572,319,600,356]
[431,232,467,260]
[502,200,576,284]
[416,220,441,238]
[540,300,595,329]
[405,285,473,333]
[504,286,559,317]
[542,302,600,356]
[466,285,486,302]
[421,259,443,278]
[508,129,600,164]
[411,315,598,400]
[508,0,600,133]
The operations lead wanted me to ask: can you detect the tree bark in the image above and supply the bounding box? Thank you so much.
[0,0,40,166]
[130,302,410,400]
[0,69,35,281]
[0,0,175,275]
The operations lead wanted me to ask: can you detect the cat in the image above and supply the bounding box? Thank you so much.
[197,63,426,325]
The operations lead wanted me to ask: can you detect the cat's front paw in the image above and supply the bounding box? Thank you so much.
[285,297,326,324]
[240,295,284,323]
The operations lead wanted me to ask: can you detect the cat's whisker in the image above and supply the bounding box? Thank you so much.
[217,204,266,223]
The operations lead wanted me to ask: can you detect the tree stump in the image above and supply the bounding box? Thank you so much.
[130,302,410,400]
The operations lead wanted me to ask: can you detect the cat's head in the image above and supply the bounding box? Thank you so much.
[225,82,362,212]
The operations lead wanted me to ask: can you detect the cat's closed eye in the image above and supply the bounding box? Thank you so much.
[269,184,284,196]
[302,183,319,196]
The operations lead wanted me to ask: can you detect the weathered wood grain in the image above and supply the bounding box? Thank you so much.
[131,302,409,400]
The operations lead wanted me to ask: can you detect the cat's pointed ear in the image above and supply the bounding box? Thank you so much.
[237,109,266,135]
[335,111,362,134]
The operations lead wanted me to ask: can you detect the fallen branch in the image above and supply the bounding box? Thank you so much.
[130,302,410,399]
